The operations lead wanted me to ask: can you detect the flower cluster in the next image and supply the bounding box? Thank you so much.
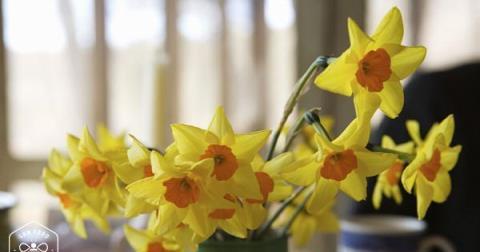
[42,7,461,251]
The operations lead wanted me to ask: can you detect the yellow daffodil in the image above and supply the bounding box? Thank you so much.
[282,95,396,213]
[124,225,180,252]
[171,106,270,200]
[372,136,414,209]
[127,150,234,239]
[62,127,127,217]
[292,116,334,159]
[42,149,109,238]
[401,115,462,219]
[273,187,339,247]
[315,7,426,118]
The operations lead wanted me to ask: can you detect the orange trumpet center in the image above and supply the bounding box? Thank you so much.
[200,144,239,181]
[163,176,200,208]
[386,161,404,186]
[208,208,236,220]
[420,149,442,182]
[144,164,154,177]
[355,48,392,92]
[246,172,274,204]
[147,242,168,252]
[321,149,357,181]
[80,158,110,188]
[58,193,73,209]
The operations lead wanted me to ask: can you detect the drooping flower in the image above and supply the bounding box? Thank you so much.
[282,95,396,213]
[273,187,339,247]
[171,106,270,199]
[315,7,426,118]
[401,115,462,219]
[372,135,414,209]
[42,149,109,238]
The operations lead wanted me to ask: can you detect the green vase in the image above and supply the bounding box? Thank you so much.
[198,235,288,252]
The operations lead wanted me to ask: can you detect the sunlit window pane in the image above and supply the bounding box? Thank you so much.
[177,0,222,126]
[5,0,95,159]
[106,0,166,144]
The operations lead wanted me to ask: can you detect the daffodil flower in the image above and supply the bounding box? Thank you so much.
[61,127,128,217]
[273,188,339,247]
[401,115,462,219]
[127,150,234,238]
[372,135,414,209]
[171,106,270,200]
[282,95,396,213]
[315,7,426,118]
[42,149,109,238]
[124,225,180,252]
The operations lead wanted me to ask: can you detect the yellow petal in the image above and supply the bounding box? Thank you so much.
[401,153,424,193]
[110,151,143,184]
[315,210,339,233]
[42,168,62,195]
[154,204,187,235]
[335,91,380,147]
[269,180,293,202]
[348,18,372,59]
[126,177,165,205]
[340,171,367,201]
[391,46,426,79]
[48,149,72,176]
[406,120,423,145]
[127,135,150,167]
[436,114,455,145]
[281,157,318,186]
[232,130,271,161]
[229,164,262,199]
[307,178,338,213]
[372,181,383,209]
[432,171,451,203]
[184,207,216,238]
[62,163,85,193]
[218,218,247,239]
[151,151,178,176]
[171,124,208,157]
[440,145,462,171]
[392,185,402,204]
[70,216,87,239]
[207,106,236,145]
[124,225,150,251]
[125,194,156,218]
[96,123,125,152]
[243,204,268,230]
[314,52,356,96]
[356,150,397,177]
[396,141,415,154]
[415,176,433,219]
[381,135,396,149]
[371,7,403,45]
[291,214,316,246]
[80,127,105,161]
[378,81,404,119]
[263,152,294,175]
[67,134,83,161]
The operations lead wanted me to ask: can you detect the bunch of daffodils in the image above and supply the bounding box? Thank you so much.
[42,7,461,251]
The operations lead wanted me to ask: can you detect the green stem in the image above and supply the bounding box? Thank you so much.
[254,186,307,239]
[282,115,306,153]
[304,110,332,141]
[266,56,334,161]
[369,145,415,163]
[281,189,313,237]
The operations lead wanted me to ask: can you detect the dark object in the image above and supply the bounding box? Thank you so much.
[198,235,288,252]
[355,62,480,252]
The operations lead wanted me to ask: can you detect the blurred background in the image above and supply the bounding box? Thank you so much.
[0,0,479,251]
